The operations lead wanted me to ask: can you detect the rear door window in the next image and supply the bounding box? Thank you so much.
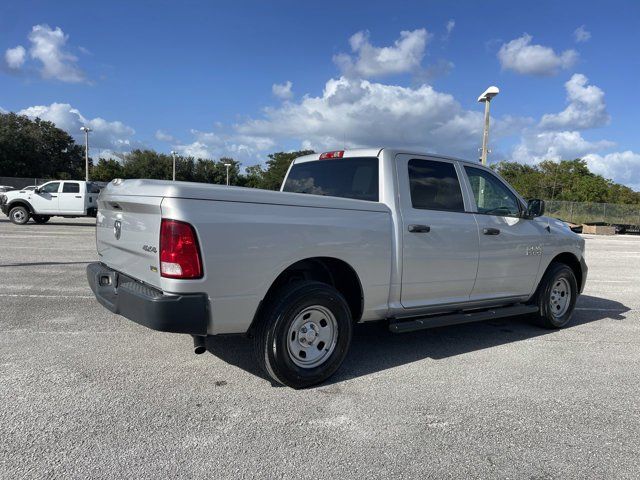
[62,182,80,193]
[408,159,465,212]
[283,157,379,201]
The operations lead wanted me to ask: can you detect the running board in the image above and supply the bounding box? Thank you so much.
[388,304,539,334]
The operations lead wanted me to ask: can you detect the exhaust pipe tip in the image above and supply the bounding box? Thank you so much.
[193,335,207,355]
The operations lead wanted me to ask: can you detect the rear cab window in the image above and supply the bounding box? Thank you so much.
[283,157,379,201]
[408,159,465,212]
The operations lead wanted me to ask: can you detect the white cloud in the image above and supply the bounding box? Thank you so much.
[574,25,591,43]
[234,76,524,159]
[172,129,276,161]
[512,130,614,164]
[17,103,135,155]
[155,130,175,142]
[443,20,455,40]
[498,34,578,76]
[539,74,609,130]
[333,29,430,78]
[5,46,26,69]
[583,151,640,190]
[27,24,87,83]
[272,81,293,100]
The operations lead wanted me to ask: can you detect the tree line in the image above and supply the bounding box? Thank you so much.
[1,111,638,203]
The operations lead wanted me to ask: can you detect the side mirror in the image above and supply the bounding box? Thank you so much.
[525,199,545,218]
[34,187,42,194]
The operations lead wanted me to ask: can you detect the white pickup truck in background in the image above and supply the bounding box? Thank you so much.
[87,148,587,388]
[0,180,101,224]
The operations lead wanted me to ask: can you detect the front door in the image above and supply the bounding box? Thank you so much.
[58,182,85,214]
[462,166,545,300]
[397,155,479,308]
[29,182,60,214]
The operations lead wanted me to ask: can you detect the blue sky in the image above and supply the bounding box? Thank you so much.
[1,0,639,189]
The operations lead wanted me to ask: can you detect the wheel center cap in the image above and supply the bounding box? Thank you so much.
[301,323,317,344]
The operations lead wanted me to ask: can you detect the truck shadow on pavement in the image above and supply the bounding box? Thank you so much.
[204,294,630,387]
[0,218,96,227]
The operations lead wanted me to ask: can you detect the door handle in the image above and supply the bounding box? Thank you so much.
[50,195,57,198]
[408,224,430,233]
[483,227,500,235]
[75,196,82,198]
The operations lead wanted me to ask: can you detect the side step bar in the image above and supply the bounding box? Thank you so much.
[389,304,539,334]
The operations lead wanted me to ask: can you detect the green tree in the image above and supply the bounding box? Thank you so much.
[0,112,85,178]
[253,150,315,190]
[92,159,124,181]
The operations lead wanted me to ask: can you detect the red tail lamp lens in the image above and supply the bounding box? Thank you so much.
[160,219,203,279]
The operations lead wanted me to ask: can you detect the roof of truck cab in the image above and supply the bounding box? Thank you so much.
[293,148,478,165]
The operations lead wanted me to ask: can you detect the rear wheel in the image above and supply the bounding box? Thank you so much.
[9,206,30,225]
[532,262,578,328]
[32,215,50,224]
[252,281,353,389]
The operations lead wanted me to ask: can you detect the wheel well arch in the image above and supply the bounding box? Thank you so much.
[8,200,33,214]
[548,252,583,290]
[254,257,364,328]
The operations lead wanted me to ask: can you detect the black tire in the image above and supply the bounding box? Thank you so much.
[532,262,578,329]
[9,206,30,225]
[32,215,50,224]
[252,281,353,389]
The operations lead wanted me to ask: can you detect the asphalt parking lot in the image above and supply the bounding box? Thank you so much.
[1,217,639,479]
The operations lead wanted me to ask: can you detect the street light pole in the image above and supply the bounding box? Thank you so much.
[80,126,92,181]
[224,163,231,186]
[170,151,177,181]
[477,86,500,165]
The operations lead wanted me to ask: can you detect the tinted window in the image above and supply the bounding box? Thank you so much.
[464,167,521,217]
[408,159,464,212]
[41,182,60,193]
[62,182,80,193]
[283,157,379,201]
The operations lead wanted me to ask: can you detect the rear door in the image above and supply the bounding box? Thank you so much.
[96,192,164,288]
[58,182,85,214]
[30,181,60,214]
[462,165,544,299]
[397,155,479,308]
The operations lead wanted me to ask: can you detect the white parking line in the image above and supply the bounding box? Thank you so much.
[0,293,94,299]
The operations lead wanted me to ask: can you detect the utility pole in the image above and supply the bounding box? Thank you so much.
[224,163,231,186]
[477,86,499,165]
[80,126,92,181]
[170,151,177,181]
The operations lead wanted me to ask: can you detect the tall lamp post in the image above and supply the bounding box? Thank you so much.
[224,163,231,186]
[170,151,177,181]
[477,86,499,165]
[80,126,92,181]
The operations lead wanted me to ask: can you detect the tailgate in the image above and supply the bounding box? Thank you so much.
[96,193,163,288]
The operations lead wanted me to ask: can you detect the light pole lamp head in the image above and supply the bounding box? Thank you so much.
[478,86,500,103]
[170,150,177,156]
[80,126,92,133]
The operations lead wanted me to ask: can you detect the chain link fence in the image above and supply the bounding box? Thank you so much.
[546,200,640,226]
[0,176,51,189]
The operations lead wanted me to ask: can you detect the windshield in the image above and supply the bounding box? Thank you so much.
[282,157,379,202]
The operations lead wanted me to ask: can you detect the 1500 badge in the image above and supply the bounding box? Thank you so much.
[142,245,157,253]
[526,245,543,256]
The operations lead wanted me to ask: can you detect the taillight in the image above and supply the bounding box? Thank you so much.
[319,150,344,160]
[160,219,203,279]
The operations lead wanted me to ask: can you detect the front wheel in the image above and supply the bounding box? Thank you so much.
[9,206,30,225]
[533,262,578,328]
[252,281,353,389]
[32,215,50,224]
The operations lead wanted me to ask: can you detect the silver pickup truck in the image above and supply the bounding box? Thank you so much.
[87,148,587,388]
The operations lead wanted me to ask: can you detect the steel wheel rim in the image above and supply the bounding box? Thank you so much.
[549,277,571,318]
[286,305,338,368]
[12,209,25,223]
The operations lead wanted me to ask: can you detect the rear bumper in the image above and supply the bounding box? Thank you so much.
[87,262,209,335]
